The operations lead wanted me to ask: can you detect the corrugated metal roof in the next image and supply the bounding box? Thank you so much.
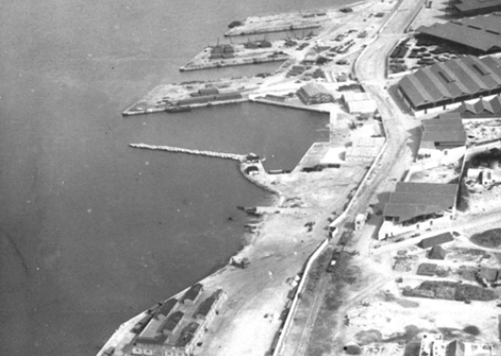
[461,14,501,33]
[384,184,458,222]
[421,117,466,145]
[398,55,501,108]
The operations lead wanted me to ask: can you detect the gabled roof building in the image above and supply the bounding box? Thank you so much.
[379,183,459,239]
[397,55,501,111]
[457,95,501,117]
[419,118,467,151]
[416,14,501,54]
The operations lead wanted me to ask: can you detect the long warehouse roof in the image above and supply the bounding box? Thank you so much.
[398,55,501,108]
[454,0,501,13]
[416,14,501,53]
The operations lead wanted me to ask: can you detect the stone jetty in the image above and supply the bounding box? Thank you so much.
[129,143,247,162]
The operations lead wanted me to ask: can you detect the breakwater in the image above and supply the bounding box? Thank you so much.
[129,143,247,162]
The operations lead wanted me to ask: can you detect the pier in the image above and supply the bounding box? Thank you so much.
[129,143,247,162]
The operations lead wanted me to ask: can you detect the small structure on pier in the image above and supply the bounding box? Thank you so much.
[297,82,333,105]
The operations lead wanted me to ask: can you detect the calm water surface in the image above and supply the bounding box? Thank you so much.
[0,0,355,355]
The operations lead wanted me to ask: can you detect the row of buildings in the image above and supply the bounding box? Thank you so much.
[125,283,226,356]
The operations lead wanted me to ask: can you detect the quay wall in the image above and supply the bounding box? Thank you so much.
[180,56,288,72]
[224,24,321,37]
[250,97,331,114]
[123,98,249,116]
[129,143,247,162]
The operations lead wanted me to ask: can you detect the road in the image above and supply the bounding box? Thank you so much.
[281,0,426,355]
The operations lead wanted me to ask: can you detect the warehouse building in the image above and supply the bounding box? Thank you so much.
[297,82,333,105]
[457,95,501,117]
[452,0,501,16]
[379,183,459,239]
[397,55,501,111]
[417,118,466,162]
[415,14,501,54]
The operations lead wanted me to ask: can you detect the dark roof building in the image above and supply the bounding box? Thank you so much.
[420,118,466,150]
[155,299,177,318]
[453,0,501,16]
[194,290,223,320]
[297,82,333,105]
[175,322,200,348]
[416,14,501,54]
[383,183,459,224]
[417,263,437,276]
[428,245,447,260]
[160,311,184,333]
[457,95,501,117]
[181,283,203,304]
[397,55,501,111]
[419,232,454,249]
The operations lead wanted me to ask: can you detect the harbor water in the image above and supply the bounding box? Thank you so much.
[0,0,356,355]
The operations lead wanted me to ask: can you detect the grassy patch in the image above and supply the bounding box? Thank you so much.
[471,228,501,248]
